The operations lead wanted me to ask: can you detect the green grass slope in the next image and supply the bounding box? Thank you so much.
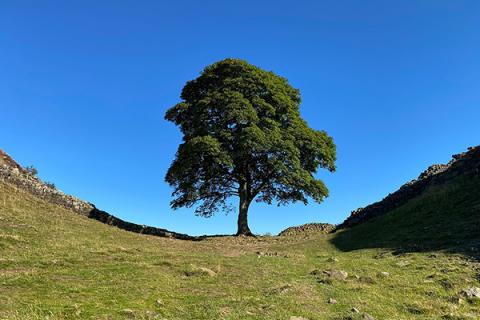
[332,173,480,260]
[1,180,479,319]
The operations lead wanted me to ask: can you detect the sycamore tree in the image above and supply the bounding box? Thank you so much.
[165,59,336,236]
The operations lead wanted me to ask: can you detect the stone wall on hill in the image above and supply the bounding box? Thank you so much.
[278,223,335,236]
[0,149,199,240]
[0,159,93,215]
[0,149,27,173]
[338,145,480,229]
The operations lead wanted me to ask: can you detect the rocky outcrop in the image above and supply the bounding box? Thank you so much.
[339,146,480,229]
[0,148,200,240]
[0,157,93,215]
[0,149,27,173]
[279,223,335,236]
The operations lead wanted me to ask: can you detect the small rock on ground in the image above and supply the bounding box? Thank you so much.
[396,261,411,267]
[359,276,375,284]
[460,287,480,299]
[273,284,293,294]
[199,267,217,277]
[121,309,135,317]
[324,269,349,280]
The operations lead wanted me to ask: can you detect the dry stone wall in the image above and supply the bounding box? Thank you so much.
[278,223,335,236]
[339,146,480,229]
[0,149,199,240]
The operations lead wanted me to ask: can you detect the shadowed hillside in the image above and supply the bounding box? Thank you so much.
[332,146,480,260]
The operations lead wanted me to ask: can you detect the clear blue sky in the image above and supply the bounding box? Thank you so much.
[1,1,479,235]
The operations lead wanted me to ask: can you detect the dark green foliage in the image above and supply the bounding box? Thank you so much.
[45,182,56,190]
[165,58,336,234]
[25,165,38,176]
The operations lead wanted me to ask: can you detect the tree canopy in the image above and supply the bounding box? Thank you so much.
[165,58,336,235]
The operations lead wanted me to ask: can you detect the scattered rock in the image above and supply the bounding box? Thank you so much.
[271,284,293,295]
[396,261,411,267]
[327,298,337,304]
[121,309,135,317]
[359,276,375,284]
[323,269,349,280]
[256,251,297,258]
[459,287,480,299]
[363,313,375,320]
[311,269,348,284]
[352,307,360,313]
[155,299,164,306]
[279,223,335,236]
[199,267,217,277]
[378,272,390,277]
[258,251,278,257]
[327,257,339,262]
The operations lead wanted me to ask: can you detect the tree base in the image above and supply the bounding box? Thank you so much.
[235,231,256,237]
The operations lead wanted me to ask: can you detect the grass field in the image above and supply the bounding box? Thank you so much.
[1,177,479,319]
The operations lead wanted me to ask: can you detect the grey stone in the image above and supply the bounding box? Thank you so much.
[460,287,480,299]
[323,269,348,280]
[396,261,411,267]
[199,267,217,277]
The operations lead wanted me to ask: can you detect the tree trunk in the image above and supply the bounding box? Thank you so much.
[236,182,253,236]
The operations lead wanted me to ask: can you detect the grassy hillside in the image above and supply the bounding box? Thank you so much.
[1,180,479,319]
[332,174,480,260]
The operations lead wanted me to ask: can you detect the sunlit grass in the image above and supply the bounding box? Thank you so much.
[1,181,479,319]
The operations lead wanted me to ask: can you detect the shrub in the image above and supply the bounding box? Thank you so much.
[45,182,56,190]
[25,165,38,176]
